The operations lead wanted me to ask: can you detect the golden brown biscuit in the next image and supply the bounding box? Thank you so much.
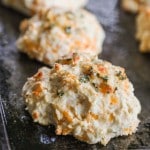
[17,8,105,66]
[122,0,150,13]
[136,7,150,52]
[22,53,141,145]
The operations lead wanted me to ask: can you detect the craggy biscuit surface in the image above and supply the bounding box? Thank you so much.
[2,0,88,15]
[22,53,141,145]
[122,0,150,13]
[17,8,105,66]
[136,7,150,52]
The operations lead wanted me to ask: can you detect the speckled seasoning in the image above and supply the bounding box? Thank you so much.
[22,53,141,146]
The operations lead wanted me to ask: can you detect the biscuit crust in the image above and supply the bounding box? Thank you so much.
[22,53,141,145]
[136,7,150,52]
[17,8,105,66]
[122,0,150,13]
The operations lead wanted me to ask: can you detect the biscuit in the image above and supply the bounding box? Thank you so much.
[136,7,150,52]
[17,8,105,66]
[22,53,141,145]
[122,0,150,13]
[2,0,88,15]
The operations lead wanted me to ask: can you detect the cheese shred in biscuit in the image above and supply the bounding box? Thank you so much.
[22,53,141,146]
[17,8,105,66]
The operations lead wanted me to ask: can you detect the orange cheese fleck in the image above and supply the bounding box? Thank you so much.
[76,134,89,142]
[86,112,98,122]
[90,112,99,120]
[124,127,133,135]
[99,83,113,94]
[32,111,39,119]
[20,19,29,32]
[63,111,72,123]
[109,113,115,122]
[124,80,129,92]
[32,83,43,96]
[54,63,61,71]
[97,64,107,74]
[110,95,118,105]
[62,127,72,135]
[34,72,43,80]
[56,125,62,135]
[24,39,41,53]
[33,0,40,5]
[87,126,94,133]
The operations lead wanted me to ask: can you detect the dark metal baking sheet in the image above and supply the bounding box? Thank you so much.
[0,0,150,149]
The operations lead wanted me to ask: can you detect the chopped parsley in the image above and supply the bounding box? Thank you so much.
[119,76,127,80]
[57,91,64,97]
[79,75,89,83]
[101,76,108,82]
[97,73,108,82]
[114,87,118,92]
[96,73,100,78]
[116,71,127,80]
[65,26,72,34]
[50,23,55,29]
[116,71,121,77]
[92,83,99,92]
[89,67,94,75]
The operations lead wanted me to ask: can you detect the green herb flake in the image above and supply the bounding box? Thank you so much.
[92,83,97,88]
[97,73,108,82]
[89,67,94,75]
[96,73,100,78]
[116,71,127,80]
[114,87,118,92]
[116,71,121,77]
[101,76,108,82]
[50,23,55,29]
[57,91,64,97]
[119,76,127,80]
[92,83,99,92]
[79,75,89,83]
[65,26,72,34]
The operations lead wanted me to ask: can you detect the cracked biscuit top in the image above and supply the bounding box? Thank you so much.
[122,0,150,13]
[17,8,105,66]
[22,53,141,146]
[136,7,150,52]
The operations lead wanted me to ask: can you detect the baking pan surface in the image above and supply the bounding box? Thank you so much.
[0,0,150,149]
